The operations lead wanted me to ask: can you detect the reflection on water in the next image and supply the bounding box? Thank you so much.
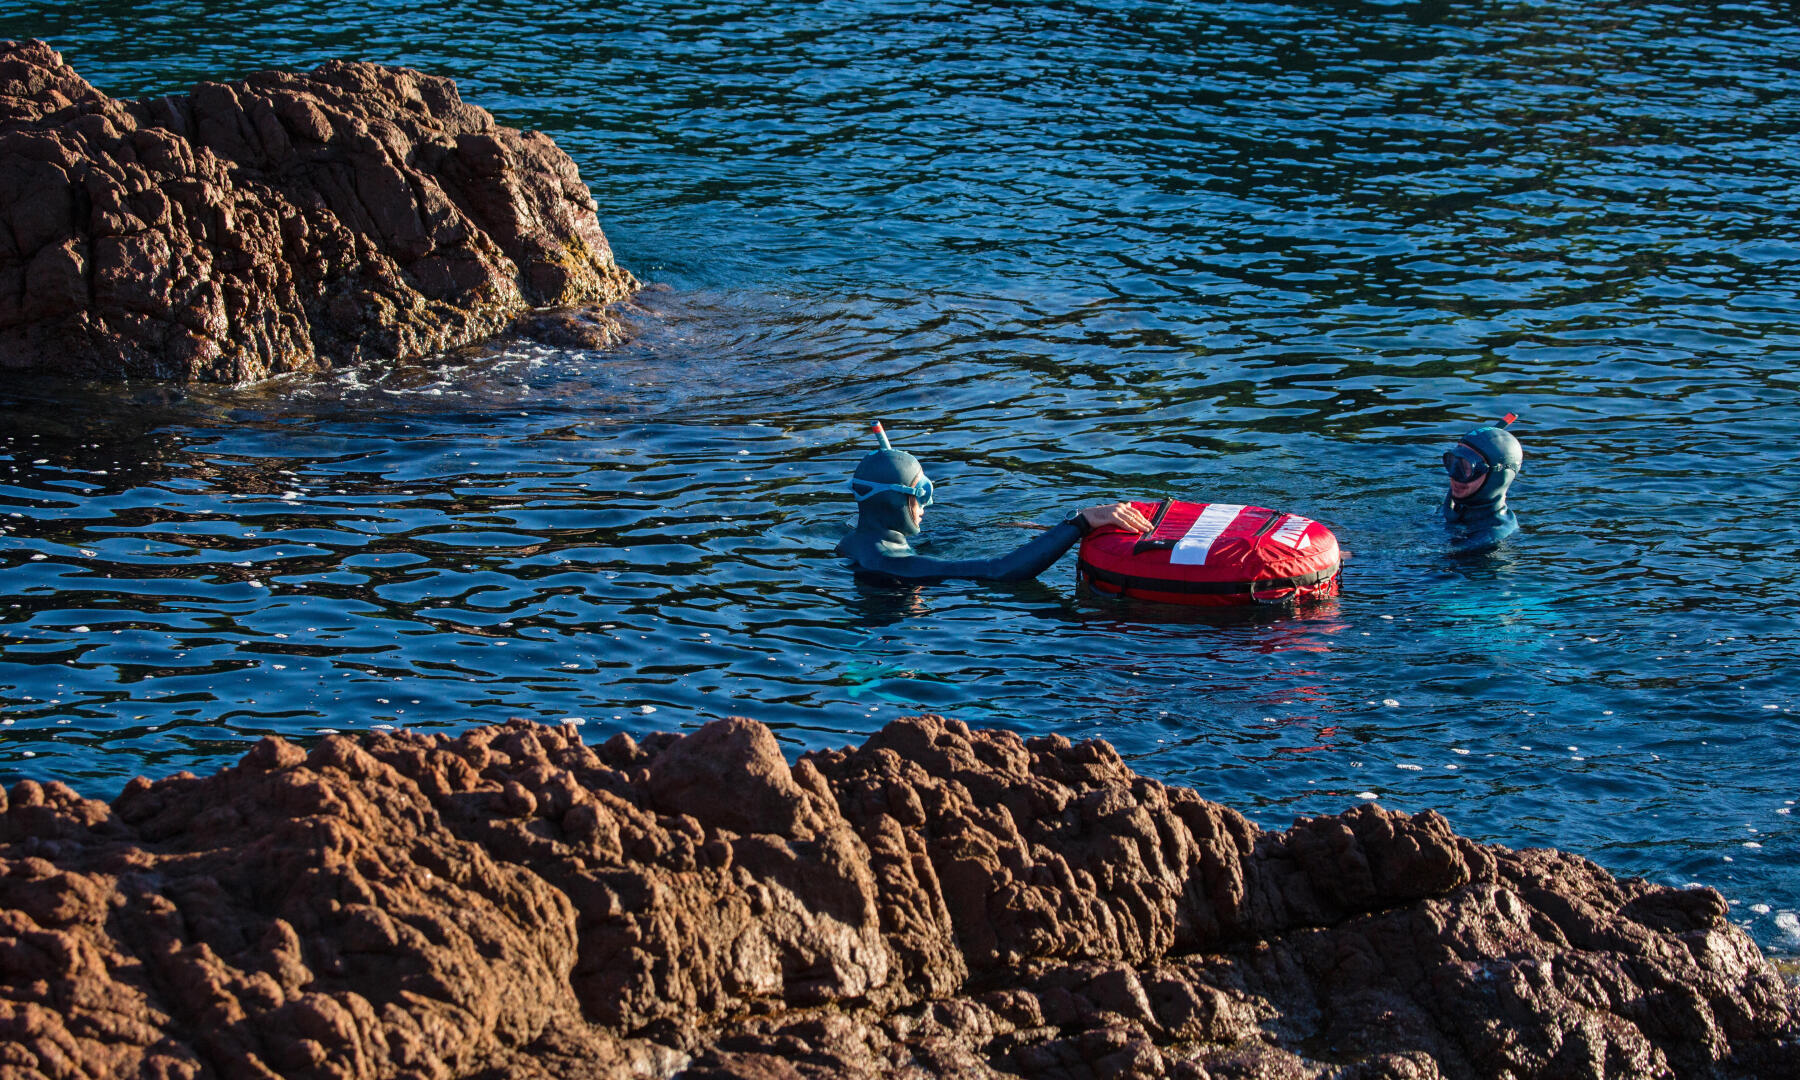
[0,0,1797,951]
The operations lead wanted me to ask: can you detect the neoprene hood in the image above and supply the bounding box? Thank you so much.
[1441,414,1523,554]
[852,448,927,536]
[849,423,932,538]
[1450,423,1522,507]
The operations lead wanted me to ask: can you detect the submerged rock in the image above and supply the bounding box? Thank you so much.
[0,40,636,382]
[0,715,1793,1078]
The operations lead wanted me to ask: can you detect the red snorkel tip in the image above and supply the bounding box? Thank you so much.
[871,422,892,451]
[1501,412,1518,427]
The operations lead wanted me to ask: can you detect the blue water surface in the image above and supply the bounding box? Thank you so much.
[0,0,1796,953]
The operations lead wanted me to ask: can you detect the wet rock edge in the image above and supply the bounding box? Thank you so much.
[0,39,637,383]
[0,714,1794,1079]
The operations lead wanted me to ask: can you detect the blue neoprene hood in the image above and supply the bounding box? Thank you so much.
[851,447,928,538]
[1442,421,1523,554]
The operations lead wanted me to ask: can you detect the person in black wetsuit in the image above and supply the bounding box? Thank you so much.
[835,423,1152,582]
[1442,414,1524,555]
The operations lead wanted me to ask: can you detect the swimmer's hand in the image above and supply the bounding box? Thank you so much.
[1078,502,1154,533]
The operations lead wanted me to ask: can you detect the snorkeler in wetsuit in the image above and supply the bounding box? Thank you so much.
[1443,414,1523,555]
[836,423,1152,582]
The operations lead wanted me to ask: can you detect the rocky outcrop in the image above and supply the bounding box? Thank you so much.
[0,40,636,382]
[0,714,1793,1078]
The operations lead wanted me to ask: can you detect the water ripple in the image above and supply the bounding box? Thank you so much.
[0,0,1796,950]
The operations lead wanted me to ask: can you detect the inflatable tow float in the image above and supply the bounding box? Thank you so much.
[1077,499,1341,606]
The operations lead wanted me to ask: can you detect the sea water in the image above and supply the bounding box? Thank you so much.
[0,0,1795,953]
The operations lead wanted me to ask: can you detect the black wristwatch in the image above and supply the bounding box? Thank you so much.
[1069,512,1094,536]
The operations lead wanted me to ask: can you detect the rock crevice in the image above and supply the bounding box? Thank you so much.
[0,40,636,382]
[0,714,1794,1078]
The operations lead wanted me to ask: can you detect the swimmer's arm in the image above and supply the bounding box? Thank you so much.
[863,504,1153,583]
[866,520,1084,582]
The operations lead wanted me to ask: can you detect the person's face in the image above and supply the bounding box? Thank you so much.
[1448,473,1486,500]
[907,496,924,528]
[1444,443,1492,500]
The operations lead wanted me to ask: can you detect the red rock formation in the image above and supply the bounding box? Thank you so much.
[0,40,636,383]
[0,715,1793,1078]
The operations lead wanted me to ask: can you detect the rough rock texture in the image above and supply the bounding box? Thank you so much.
[0,715,1794,1079]
[0,39,636,382]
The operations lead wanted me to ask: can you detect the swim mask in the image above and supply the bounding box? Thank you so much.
[1442,443,1503,484]
[851,473,934,506]
[1444,413,1523,490]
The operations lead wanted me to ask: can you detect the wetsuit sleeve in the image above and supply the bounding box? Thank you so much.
[862,520,1084,583]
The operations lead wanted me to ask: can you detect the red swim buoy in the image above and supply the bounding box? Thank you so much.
[1077,499,1341,606]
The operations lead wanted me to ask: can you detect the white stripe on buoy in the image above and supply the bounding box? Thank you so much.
[1170,503,1245,565]
[1271,515,1314,549]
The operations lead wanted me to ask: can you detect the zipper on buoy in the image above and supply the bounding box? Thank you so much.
[1133,499,1176,554]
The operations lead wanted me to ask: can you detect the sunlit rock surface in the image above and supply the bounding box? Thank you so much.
[0,40,635,382]
[0,714,1793,1078]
